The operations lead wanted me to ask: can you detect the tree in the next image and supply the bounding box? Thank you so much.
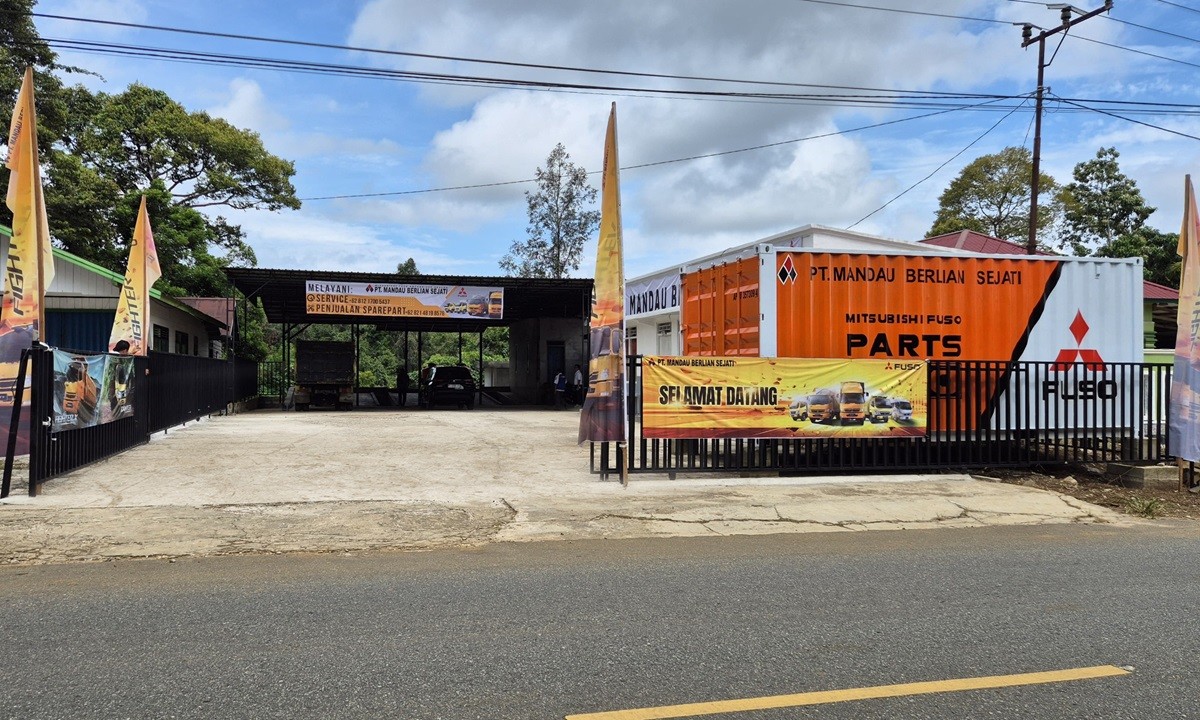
[927,146,1060,245]
[42,83,300,294]
[1096,227,1180,288]
[1058,147,1154,257]
[1,3,300,297]
[396,257,419,274]
[500,143,600,278]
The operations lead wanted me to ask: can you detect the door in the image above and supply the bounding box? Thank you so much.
[547,341,565,383]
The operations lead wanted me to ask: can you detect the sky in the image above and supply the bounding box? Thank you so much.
[27,0,1200,279]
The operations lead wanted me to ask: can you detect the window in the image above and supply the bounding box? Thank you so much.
[657,322,673,355]
[193,335,200,356]
[152,325,169,353]
[626,325,638,356]
[175,330,188,355]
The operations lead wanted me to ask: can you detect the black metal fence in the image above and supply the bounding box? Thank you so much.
[14,346,258,496]
[234,357,259,404]
[257,361,286,407]
[592,355,1173,477]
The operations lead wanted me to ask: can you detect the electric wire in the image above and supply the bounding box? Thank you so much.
[1154,0,1200,16]
[846,97,1030,229]
[20,5,1200,207]
[34,37,1027,110]
[302,97,1020,201]
[24,10,1013,100]
[791,0,1008,24]
[1049,92,1200,141]
[26,37,1200,117]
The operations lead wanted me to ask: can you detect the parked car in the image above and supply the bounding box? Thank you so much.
[891,399,913,421]
[788,395,809,421]
[420,365,477,409]
[867,395,892,423]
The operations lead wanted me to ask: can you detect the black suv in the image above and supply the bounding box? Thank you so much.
[420,365,477,409]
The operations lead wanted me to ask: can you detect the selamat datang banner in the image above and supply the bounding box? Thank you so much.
[306,281,504,320]
[641,356,927,439]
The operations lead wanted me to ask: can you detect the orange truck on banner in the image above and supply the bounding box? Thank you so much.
[680,249,1143,432]
[305,281,503,320]
[642,355,928,440]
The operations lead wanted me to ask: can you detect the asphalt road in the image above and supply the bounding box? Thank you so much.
[2,523,1198,719]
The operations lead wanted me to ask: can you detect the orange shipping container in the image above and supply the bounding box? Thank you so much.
[681,257,760,356]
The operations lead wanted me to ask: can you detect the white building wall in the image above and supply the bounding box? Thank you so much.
[45,255,219,356]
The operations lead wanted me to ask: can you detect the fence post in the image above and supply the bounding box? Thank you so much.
[27,345,52,497]
[1,347,31,498]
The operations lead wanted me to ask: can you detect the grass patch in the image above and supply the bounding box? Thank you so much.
[1123,496,1164,518]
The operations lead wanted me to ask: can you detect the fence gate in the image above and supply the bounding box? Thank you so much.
[591,354,1172,477]
[6,346,250,497]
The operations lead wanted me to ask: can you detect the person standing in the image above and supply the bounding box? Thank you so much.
[397,366,409,406]
[554,370,566,409]
[419,362,435,407]
[572,364,584,406]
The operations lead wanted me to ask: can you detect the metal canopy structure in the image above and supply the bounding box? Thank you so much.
[225,267,595,407]
[225,267,593,332]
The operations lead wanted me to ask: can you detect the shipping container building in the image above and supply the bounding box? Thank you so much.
[626,227,1145,435]
[625,224,950,357]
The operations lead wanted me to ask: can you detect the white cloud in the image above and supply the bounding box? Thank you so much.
[236,208,486,275]
[207,78,289,133]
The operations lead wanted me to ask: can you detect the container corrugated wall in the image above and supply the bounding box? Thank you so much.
[771,251,1142,363]
[681,258,759,356]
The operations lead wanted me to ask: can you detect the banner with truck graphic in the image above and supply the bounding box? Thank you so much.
[51,350,135,432]
[305,281,503,320]
[641,355,927,439]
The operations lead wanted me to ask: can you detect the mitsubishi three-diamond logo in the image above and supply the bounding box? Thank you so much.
[777,255,797,284]
[1051,310,1105,371]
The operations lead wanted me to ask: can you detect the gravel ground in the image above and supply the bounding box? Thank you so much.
[977,464,1200,520]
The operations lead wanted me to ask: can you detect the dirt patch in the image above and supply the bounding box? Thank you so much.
[974,465,1200,521]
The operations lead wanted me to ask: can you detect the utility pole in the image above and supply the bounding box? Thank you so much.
[1020,1,1112,254]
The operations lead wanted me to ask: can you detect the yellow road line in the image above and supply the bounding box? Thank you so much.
[565,665,1130,720]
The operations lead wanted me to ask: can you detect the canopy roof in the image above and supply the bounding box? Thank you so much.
[225,267,593,332]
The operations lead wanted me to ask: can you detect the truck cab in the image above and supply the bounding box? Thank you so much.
[807,390,839,424]
[867,395,892,423]
[839,380,867,425]
[788,395,809,421]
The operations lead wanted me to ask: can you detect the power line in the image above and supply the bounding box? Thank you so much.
[26,10,1011,101]
[1071,33,1200,70]
[27,37,1200,117]
[791,0,1008,25]
[1050,92,1200,141]
[1105,15,1200,46]
[303,98,1018,201]
[847,97,1030,230]
[32,36,1025,109]
[1011,0,1200,47]
[1155,0,1200,15]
